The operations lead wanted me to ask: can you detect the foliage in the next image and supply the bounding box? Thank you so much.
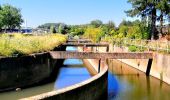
[50,25,56,33]
[119,19,133,28]
[0,4,23,31]
[128,45,137,52]
[126,0,170,39]
[0,34,67,57]
[58,23,69,34]
[90,20,103,28]
[69,26,85,36]
[83,27,104,42]
[38,23,61,29]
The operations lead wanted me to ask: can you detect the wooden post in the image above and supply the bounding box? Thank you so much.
[146,59,153,76]
[98,59,101,73]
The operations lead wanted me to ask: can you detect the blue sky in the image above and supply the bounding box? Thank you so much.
[0,0,136,28]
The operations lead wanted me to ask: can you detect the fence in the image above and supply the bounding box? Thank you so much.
[111,38,170,53]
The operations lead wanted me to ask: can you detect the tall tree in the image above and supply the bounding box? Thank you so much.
[50,25,56,33]
[125,0,159,39]
[0,6,2,30]
[90,20,103,28]
[106,21,115,30]
[1,4,23,32]
[156,0,170,34]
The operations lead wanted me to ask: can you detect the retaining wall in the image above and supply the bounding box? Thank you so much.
[0,45,66,92]
[113,46,170,85]
[21,49,108,100]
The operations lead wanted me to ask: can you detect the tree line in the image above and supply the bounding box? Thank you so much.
[0,4,23,32]
[68,19,150,42]
[126,0,170,40]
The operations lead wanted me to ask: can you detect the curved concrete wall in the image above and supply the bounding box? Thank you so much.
[21,59,108,100]
[0,46,66,92]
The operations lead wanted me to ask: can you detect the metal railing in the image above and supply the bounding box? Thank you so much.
[111,38,170,53]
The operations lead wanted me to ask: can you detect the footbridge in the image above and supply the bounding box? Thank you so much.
[52,39,153,75]
[63,43,109,52]
[50,51,153,76]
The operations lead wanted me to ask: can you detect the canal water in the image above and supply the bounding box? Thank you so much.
[108,59,170,100]
[0,46,170,100]
[0,47,92,100]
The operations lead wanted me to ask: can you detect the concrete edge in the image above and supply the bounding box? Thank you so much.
[20,59,108,100]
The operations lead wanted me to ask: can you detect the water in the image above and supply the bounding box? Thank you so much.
[54,59,91,89]
[0,46,91,100]
[108,59,170,100]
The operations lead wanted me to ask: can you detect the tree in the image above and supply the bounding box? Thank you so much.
[106,21,115,30]
[119,19,133,28]
[58,23,69,34]
[0,5,3,30]
[50,25,56,33]
[1,4,23,32]
[90,20,103,28]
[125,0,159,39]
[156,0,170,34]
[83,27,103,42]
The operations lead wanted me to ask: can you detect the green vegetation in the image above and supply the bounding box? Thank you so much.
[38,23,70,34]
[0,4,23,31]
[0,34,67,57]
[50,25,56,33]
[126,0,170,39]
[68,19,150,43]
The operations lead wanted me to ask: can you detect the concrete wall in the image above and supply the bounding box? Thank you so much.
[113,46,170,85]
[21,52,108,100]
[0,46,66,92]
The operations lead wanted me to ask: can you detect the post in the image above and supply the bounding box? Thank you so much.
[106,45,109,52]
[98,59,101,73]
[146,59,153,76]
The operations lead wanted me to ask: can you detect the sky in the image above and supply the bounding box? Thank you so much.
[0,0,136,28]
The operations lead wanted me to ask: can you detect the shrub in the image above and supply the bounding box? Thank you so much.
[128,45,137,52]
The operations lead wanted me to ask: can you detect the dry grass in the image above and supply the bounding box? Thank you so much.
[0,33,67,57]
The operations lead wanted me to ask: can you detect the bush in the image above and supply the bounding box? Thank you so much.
[128,45,137,52]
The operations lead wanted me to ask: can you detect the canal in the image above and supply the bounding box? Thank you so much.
[0,46,170,100]
[0,47,92,100]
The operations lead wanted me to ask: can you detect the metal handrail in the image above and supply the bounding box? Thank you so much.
[111,38,170,53]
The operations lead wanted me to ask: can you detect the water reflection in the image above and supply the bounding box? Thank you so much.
[54,47,92,89]
[54,59,91,89]
[108,59,170,100]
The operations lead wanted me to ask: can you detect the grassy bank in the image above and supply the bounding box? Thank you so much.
[0,33,67,57]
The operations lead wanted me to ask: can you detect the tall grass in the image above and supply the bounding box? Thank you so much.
[0,33,67,57]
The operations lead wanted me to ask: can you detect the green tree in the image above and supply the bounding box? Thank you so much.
[83,27,103,42]
[156,0,170,34]
[50,25,56,33]
[1,4,23,32]
[0,5,3,30]
[125,0,159,39]
[58,23,69,34]
[106,21,115,30]
[119,19,133,28]
[90,20,103,28]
